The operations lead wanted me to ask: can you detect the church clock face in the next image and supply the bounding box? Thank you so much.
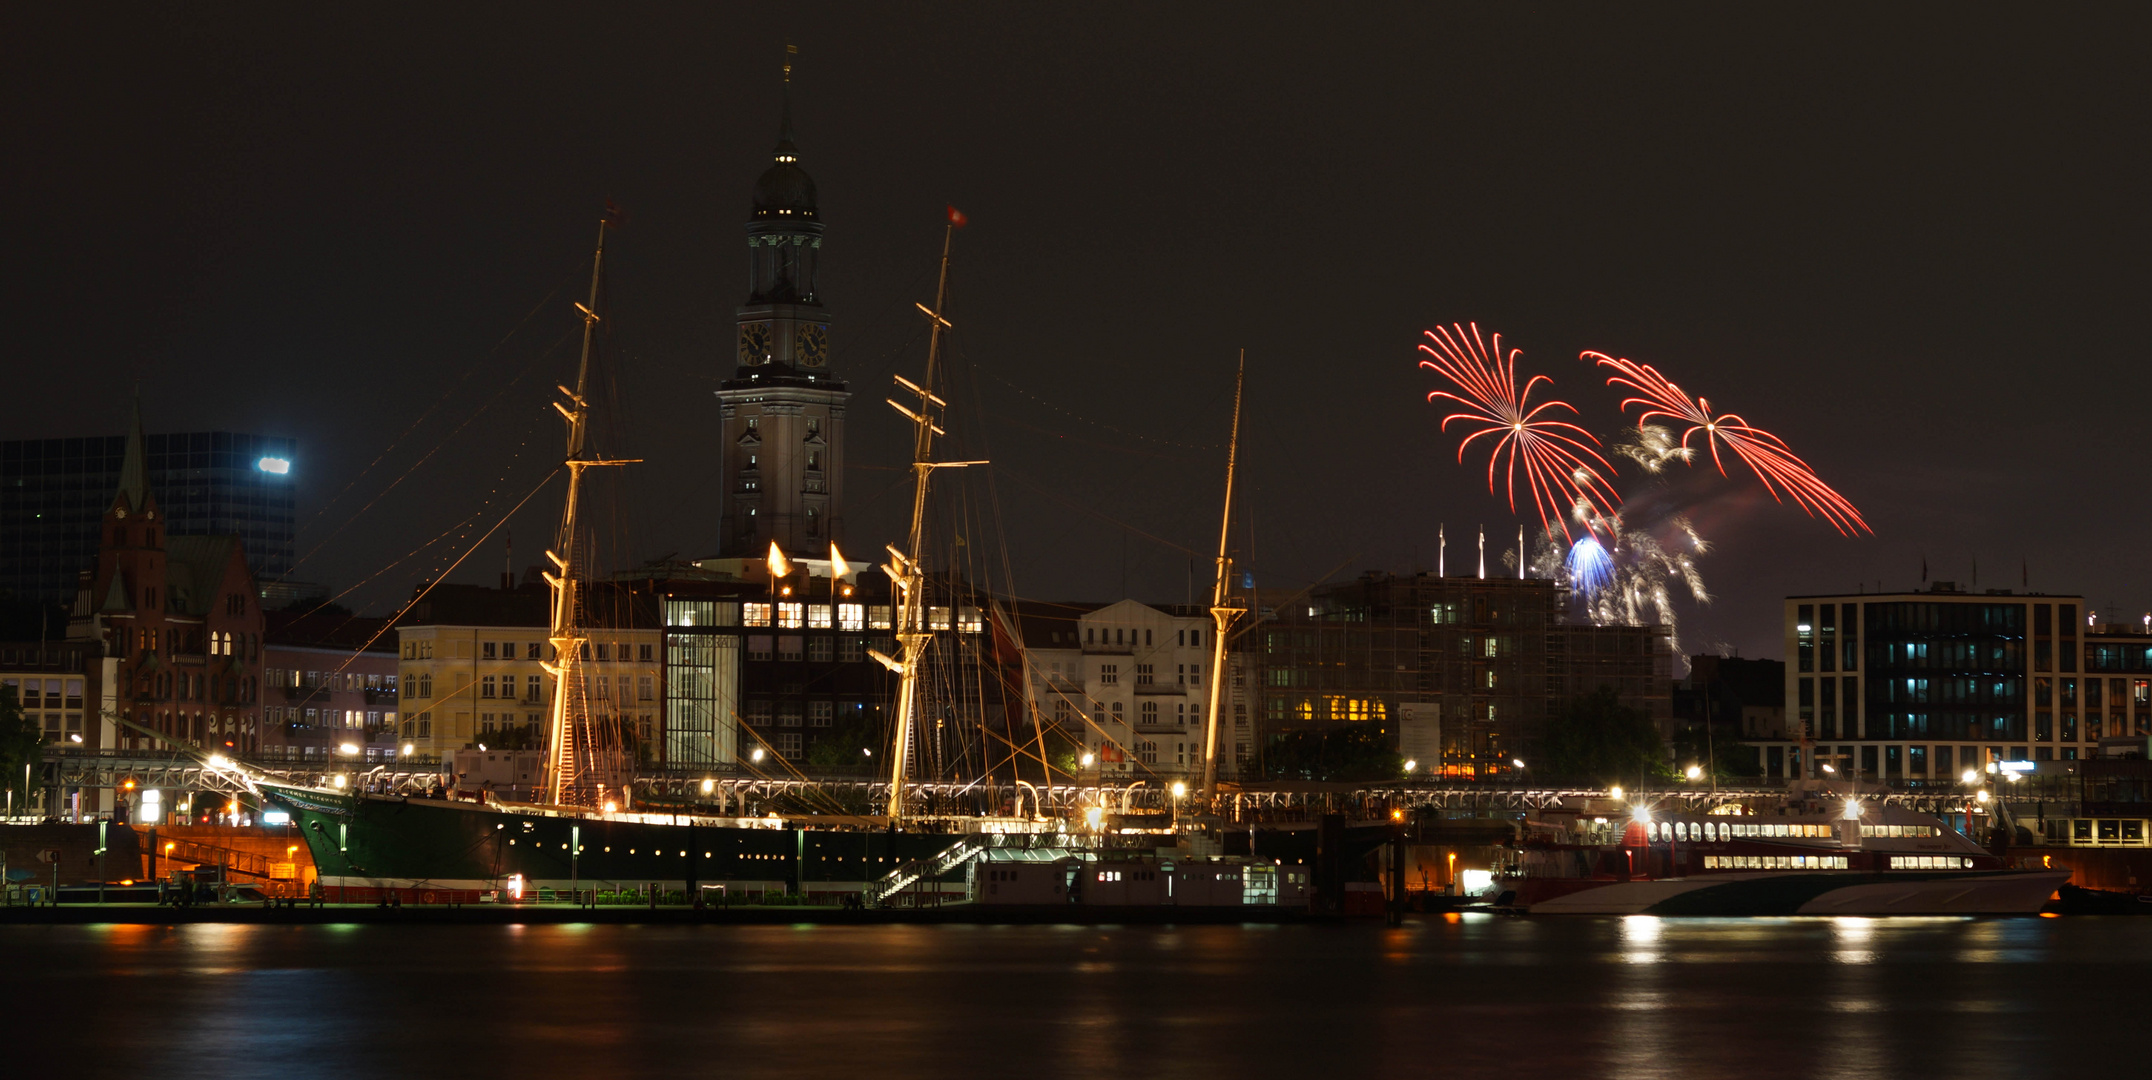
[738,322,773,365]
[799,324,829,367]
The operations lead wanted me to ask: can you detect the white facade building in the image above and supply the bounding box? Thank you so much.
[1023,600,1248,783]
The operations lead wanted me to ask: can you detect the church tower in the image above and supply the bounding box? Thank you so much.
[716,51,846,558]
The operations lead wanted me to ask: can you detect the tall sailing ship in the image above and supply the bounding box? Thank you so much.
[256,57,1270,904]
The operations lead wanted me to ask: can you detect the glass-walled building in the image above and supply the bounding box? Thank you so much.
[1764,584,2123,782]
[0,431,297,603]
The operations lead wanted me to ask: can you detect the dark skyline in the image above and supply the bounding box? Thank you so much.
[9,4,2148,659]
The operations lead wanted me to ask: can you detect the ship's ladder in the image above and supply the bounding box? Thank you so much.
[863,834,989,908]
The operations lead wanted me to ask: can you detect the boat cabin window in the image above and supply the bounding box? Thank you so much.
[1859,824,1942,838]
[1704,854,1850,870]
[1888,856,1974,870]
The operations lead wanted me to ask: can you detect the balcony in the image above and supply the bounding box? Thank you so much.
[1134,718,1196,735]
[1133,681,1190,696]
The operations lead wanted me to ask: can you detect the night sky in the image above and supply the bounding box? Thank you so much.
[10,4,2148,661]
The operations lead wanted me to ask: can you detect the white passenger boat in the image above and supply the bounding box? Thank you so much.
[1483,782,2068,915]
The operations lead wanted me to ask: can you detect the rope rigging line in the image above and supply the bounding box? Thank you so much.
[290,324,578,577]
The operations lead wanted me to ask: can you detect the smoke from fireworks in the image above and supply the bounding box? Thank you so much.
[1584,350,1871,536]
[1419,323,1618,542]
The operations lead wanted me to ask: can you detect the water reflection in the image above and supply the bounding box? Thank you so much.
[4,916,2139,1079]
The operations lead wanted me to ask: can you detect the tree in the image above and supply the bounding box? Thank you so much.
[1541,686,1671,785]
[0,686,41,816]
[1259,724,1403,782]
[1672,719,1762,779]
[805,711,882,771]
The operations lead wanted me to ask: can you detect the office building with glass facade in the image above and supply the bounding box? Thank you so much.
[0,431,297,603]
[1759,583,2150,782]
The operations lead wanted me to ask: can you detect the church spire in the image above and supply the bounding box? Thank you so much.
[776,44,798,161]
[115,386,149,514]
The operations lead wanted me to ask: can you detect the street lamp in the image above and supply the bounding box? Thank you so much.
[1608,784,1625,802]
[1079,752,1095,768]
[1084,805,1104,832]
[1403,759,1417,773]
[749,747,765,764]
[1684,764,1703,781]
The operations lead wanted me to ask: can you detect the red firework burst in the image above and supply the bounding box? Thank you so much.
[1584,350,1871,536]
[1420,323,1618,541]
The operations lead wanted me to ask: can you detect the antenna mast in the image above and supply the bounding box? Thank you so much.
[874,210,983,822]
[1200,352,1248,798]
[542,207,638,807]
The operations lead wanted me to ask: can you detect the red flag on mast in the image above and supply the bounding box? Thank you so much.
[946,205,968,228]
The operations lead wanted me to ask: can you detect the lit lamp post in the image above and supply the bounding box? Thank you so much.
[1170,780,1186,831]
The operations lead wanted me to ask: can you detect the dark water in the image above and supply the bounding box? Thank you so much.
[4,915,2144,1078]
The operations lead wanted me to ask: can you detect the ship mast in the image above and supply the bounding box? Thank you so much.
[542,209,637,807]
[874,213,983,822]
[1199,352,1247,798]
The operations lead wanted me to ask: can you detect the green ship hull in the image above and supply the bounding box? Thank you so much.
[262,783,976,902]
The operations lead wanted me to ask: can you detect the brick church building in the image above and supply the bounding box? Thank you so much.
[69,402,266,755]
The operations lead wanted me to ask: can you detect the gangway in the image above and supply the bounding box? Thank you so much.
[864,835,987,908]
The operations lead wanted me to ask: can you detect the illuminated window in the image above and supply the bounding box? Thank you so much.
[744,603,772,627]
[808,604,832,629]
[777,603,804,628]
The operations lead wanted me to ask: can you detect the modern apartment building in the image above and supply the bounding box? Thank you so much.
[1756,583,2151,782]
[262,609,400,763]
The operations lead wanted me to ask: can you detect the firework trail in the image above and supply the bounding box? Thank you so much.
[1420,324,1619,542]
[1583,350,1871,536]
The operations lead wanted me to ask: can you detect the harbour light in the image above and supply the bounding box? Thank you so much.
[256,457,291,475]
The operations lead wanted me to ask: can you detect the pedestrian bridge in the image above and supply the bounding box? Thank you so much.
[37,748,1988,821]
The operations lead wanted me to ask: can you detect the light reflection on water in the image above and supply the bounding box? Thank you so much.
[6,916,2141,1079]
